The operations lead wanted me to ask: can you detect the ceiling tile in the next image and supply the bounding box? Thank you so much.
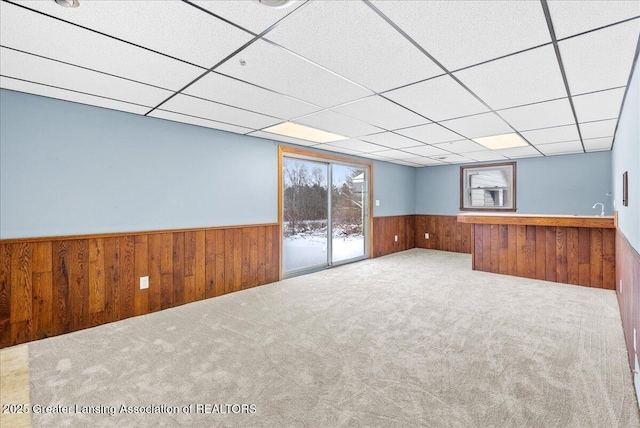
[383,75,489,121]
[578,119,618,140]
[149,110,253,134]
[184,72,319,120]
[559,20,639,94]
[406,157,448,166]
[0,76,149,115]
[192,0,304,34]
[13,0,253,69]
[372,150,420,160]
[326,139,387,153]
[160,94,280,129]
[402,145,452,157]
[583,136,613,151]
[520,124,580,145]
[439,112,513,139]
[360,152,394,161]
[434,154,476,164]
[360,132,422,149]
[389,159,422,167]
[572,88,626,123]
[294,110,383,138]
[0,47,172,107]
[332,96,428,131]
[397,123,466,145]
[0,1,204,91]
[547,0,640,39]
[433,139,488,154]
[536,140,584,155]
[499,98,576,131]
[248,130,317,147]
[453,45,567,110]
[496,146,542,158]
[265,1,443,92]
[371,0,550,71]
[464,150,509,162]
[216,39,372,108]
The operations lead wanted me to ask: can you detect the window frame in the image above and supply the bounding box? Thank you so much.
[459,161,517,212]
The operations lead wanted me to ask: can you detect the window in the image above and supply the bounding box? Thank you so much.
[460,162,516,211]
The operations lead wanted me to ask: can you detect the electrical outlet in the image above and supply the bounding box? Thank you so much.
[140,276,149,290]
[425,233,429,239]
[394,235,398,242]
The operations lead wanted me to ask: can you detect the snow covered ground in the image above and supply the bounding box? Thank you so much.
[283,232,364,273]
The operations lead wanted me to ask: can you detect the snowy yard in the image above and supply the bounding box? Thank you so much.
[283,229,364,272]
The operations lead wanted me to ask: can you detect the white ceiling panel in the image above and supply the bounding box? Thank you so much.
[326,139,387,153]
[397,123,465,145]
[149,110,254,134]
[402,145,452,157]
[384,75,489,121]
[389,159,423,167]
[216,39,372,108]
[407,157,448,166]
[434,154,476,164]
[520,124,580,145]
[372,150,420,160]
[453,45,567,110]
[496,146,542,158]
[559,20,639,95]
[0,76,149,115]
[371,0,551,71]
[464,150,509,162]
[265,1,443,92]
[192,0,304,34]
[572,88,626,123]
[360,132,422,149]
[311,144,364,156]
[547,1,640,39]
[332,96,428,131]
[439,112,512,139]
[13,0,252,69]
[499,98,576,131]
[579,119,618,140]
[183,72,319,120]
[0,48,172,107]
[294,110,383,138]
[160,94,280,129]
[0,1,204,91]
[536,140,584,155]
[433,139,488,154]
[583,136,614,152]
[359,152,394,161]
[248,131,317,147]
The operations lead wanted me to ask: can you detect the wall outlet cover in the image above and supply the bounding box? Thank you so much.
[140,276,149,290]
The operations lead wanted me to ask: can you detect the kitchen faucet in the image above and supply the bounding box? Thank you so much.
[592,203,605,217]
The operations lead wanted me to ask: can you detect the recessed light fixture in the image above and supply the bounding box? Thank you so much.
[473,133,528,150]
[254,0,294,9]
[263,122,347,144]
[54,0,79,7]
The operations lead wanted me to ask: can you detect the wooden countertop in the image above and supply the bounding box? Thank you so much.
[456,213,615,228]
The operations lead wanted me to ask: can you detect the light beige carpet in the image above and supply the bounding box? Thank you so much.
[27,249,640,427]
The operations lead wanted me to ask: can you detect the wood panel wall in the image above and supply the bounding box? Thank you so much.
[616,229,640,371]
[372,215,415,258]
[415,215,472,254]
[471,224,615,289]
[0,224,280,348]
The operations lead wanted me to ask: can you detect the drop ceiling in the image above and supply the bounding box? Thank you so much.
[0,0,638,167]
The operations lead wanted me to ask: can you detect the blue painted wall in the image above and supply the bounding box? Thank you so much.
[0,89,415,239]
[415,151,612,216]
[612,56,639,252]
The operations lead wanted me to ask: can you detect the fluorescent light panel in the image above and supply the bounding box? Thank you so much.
[263,122,347,143]
[473,133,529,150]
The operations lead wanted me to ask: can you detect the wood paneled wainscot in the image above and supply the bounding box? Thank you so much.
[457,214,615,289]
[0,224,280,348]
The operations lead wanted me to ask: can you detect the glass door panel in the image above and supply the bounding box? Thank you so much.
[282,158,329,274]
[331,164,366,264]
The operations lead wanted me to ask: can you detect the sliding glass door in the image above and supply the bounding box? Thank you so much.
[282,156,368,276]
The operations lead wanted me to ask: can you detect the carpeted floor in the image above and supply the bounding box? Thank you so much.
[26,249,640,427]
